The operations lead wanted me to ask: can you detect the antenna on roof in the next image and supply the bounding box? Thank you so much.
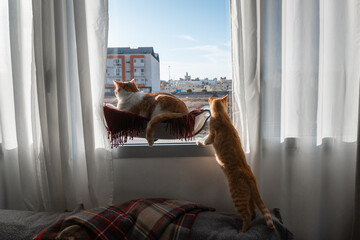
[168,65,171,81]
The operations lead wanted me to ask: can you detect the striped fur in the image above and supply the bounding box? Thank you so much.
[197,95,275,232]
[113,80,188,146]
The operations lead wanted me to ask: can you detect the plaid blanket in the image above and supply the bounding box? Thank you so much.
[32,198,214,240]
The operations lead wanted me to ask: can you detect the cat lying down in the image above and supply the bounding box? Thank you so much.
[109,79,189,146]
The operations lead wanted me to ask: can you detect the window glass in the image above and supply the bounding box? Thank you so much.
[105,0,232,145]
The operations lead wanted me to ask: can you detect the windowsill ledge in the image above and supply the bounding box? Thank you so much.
[111,142,214,158]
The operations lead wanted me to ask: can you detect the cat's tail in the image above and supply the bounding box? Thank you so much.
[146,112,188,146]
[249,180,275,230]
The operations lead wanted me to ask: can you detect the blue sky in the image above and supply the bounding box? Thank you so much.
[108,0,232,80]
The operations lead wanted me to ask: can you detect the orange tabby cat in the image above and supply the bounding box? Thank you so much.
[197,95,275,232]
[111,80,188,146]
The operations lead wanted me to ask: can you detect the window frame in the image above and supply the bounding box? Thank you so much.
[106,1,231,159]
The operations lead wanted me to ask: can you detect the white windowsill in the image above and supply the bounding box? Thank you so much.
[111,142,214,159]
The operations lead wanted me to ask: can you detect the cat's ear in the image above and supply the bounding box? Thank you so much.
[209,97,213,103]
[113,80,121,87]
[130,79,135,84]
[223,95,228,102]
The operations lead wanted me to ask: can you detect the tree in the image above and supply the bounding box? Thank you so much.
[187,89,192,92]
[201,89,207,92]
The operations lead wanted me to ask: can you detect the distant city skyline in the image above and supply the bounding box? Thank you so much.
[108,0,232,80]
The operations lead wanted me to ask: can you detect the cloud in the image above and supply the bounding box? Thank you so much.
[175,34,198,42]
[163,43,232,80]
[175,44,231,63]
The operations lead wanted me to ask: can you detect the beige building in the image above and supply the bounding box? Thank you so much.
[105,47,160,96]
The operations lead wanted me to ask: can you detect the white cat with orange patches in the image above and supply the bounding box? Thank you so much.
[197,95,275,232]
[111,80,188,146]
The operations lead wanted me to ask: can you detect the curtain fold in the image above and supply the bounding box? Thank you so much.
[281,0,320,141]
[0,0,112,211]
[230,0,359,239]
[352,73,360,240]
[230,0,261,176]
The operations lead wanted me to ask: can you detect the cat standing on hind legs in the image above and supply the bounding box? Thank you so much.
[197,95,275,232]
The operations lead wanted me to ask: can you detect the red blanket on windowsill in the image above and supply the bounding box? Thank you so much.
[103,105,208,147]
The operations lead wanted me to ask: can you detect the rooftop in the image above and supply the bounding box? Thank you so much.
[107,47,160,62]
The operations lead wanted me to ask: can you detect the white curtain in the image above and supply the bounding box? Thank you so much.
[230,0,360,239]
[0,0,113,211]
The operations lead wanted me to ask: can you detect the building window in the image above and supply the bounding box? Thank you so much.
[140,59,144,63]
[114,59,121,66]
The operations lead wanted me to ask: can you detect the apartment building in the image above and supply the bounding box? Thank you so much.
[105,47,160,96]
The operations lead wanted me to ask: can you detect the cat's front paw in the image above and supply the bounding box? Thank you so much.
[196,141,205,146]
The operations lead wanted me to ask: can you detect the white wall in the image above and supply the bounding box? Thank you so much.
[149,56,160,92]
[113,155,236,212]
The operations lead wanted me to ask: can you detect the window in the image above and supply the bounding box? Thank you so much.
[114,59,121,66]
[106,0,231,148]
[106,78,113,84]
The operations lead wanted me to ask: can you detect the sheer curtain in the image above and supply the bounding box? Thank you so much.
[230,0,360,239]
[0,0,113,211]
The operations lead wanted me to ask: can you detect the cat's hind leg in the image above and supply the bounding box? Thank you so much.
[238,206,251,233]
[230,184,252,232]
[146,112,186,147]
[250,199,256,220]
[145,125,155,147]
